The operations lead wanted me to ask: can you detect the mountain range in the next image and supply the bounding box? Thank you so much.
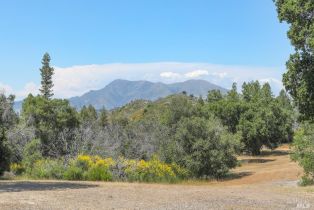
[69,79,227,110]
[14,79,227,111]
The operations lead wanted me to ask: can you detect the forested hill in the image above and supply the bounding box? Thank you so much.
[69,79,227,110]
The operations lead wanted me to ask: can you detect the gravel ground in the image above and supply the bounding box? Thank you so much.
[1,147,313,210]
[0,181,313,210]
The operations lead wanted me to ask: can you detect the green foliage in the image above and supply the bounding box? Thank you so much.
[63,165,84,180]
[206,81,294,155]
[0,93,16,175]
[65,155,114,181]
[275,0,314,184]
[164,94,195,126]
[238,82,293,155]
[80,105,98,124]
[86,163,112,181]
[98,107,109,127]
[31,159,65,179]
[117,157,187,183]
[24,154,184,183]
[0,129,11,175]
[291,123,314,185]
[39,53,54,99]
[22,95,79,157]
[207,89,223,103]
[10,163,25,175]
[22,139,43,174]
[274,0,314,120]
[173,116,240,178]
[206,84,246,133]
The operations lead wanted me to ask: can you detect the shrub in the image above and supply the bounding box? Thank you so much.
[10,163,25,175]
[65,155,115,181]
[63,164,84,180]
[22,139,42,174]
[21,154,187,183]
[86,163,112,181]
[173,116,240,179]
[238,103,292,155]
[85,157,114,181]
[291,123,314,186]
[76,155,93,170]
[31,159,65,179]
[122,156,186,183]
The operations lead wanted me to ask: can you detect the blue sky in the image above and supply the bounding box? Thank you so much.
[0,0,292,99]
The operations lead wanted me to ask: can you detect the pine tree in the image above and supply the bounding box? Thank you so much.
[99,107,109,127]
[39,53,54,99]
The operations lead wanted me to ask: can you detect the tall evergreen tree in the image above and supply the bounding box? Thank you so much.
[99,107,109,127]
[39,53,54,99]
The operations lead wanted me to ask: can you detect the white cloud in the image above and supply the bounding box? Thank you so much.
[2,62,285,99]
[160,72,181,79]
[259,78,284,91]
[0,83,13,94]
[184,70,209,78]
[50,63,286,97]
[15,82,39,99]
[0,82,39,100]
[211,72,227,79]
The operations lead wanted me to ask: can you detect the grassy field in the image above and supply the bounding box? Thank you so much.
[0,145,313,210]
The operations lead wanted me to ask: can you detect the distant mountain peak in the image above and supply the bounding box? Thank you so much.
[69,79,227,110]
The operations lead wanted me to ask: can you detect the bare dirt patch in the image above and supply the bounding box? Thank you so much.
[0,145,313,210]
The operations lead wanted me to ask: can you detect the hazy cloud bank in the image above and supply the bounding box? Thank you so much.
[1,62,285,100]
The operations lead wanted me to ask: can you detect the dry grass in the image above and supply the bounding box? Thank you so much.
[226,144,303,185]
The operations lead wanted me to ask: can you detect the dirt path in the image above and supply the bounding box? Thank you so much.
[1,146,314,210]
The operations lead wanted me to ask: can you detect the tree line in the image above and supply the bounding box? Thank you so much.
[0,53,295,180]
[0,0,313,183]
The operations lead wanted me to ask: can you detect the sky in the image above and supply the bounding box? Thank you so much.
[0,0,292,100]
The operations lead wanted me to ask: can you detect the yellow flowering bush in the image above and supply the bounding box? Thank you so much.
[10,163,25,175]
[86,157,115,181]
[121,156,187,183]
[76,155,93,170]
[23,154,188,183]
[64,155,116,181]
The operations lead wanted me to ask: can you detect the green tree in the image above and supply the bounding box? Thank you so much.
[274,0,314,120]
[22,139,42,174]
[238,101,293,155]
[207,90,223,103]
[98,107,109,127]
[277,89,292,110]
[260,83,273,104]
[206,83,246,133]
[275,0,314,185]
[80,105,98,124]
[0,94,17,175]
[242,81,261,103]
[164,95,195,126]
[291,123,314,185]
[39,53,54,99]
[22,95,79,157]
[173,116,240,178]
[228,82,240,101]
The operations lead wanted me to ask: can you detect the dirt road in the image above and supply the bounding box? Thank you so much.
[1,146,313,210]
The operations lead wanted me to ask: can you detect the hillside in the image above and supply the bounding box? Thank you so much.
[69,79,227,110]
